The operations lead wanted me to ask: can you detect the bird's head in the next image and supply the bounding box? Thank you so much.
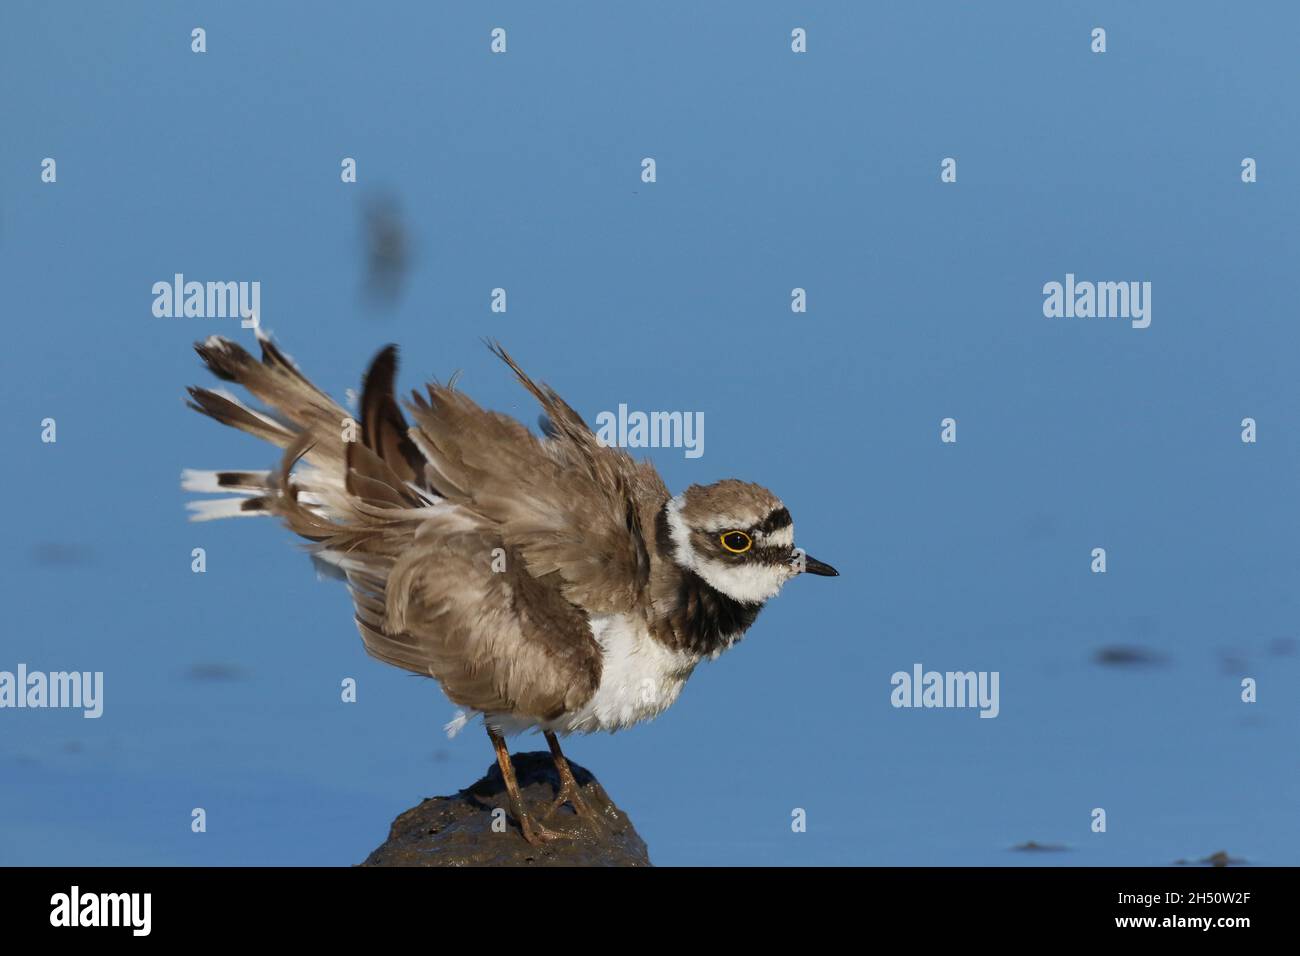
[664,479,838,605]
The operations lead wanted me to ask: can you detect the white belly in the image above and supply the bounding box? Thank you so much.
[445,613,699,738]
[554,613,698,734]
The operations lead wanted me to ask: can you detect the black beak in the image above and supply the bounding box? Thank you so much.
[800,554,839,577]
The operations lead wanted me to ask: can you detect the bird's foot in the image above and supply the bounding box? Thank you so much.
[544,780,601,825]
[518,813,568,845]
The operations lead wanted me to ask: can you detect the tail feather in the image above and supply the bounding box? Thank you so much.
[192,334,345,441]
[180,468,271,494]
[184,386,294,447]
[358,344,425,486]
[183,333,440,536]
[185,497,271,521]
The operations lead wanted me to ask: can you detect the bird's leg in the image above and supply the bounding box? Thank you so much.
[543,730,598,822]
[487,726,562,845]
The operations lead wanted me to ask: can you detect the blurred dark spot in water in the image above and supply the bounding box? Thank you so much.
[62,741,83,755]
[362,194,410,308]
[1269,637,1296,657]
[1175,850,1245,867]
[431,749,449,763]
[1094,645,1167,667]
[31,542,95,566]
[1011,840,1068,852]
[1217,651,1248,675]
[186,663,250,681]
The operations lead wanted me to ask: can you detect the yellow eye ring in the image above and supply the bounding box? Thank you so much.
[720,531,752,554]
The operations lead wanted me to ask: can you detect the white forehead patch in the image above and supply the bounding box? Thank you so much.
[696,514,760,533]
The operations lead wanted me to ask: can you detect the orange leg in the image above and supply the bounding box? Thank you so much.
[544,730,598,822]
[487,726,562,844]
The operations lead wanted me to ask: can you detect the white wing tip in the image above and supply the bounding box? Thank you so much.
[185,498,264,522]
[182,468,270,494]
[181,468,224,493]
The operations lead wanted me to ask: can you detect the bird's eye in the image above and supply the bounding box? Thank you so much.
[720,531,752,554]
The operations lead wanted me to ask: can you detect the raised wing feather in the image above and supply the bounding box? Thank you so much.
[403,343,667,614]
